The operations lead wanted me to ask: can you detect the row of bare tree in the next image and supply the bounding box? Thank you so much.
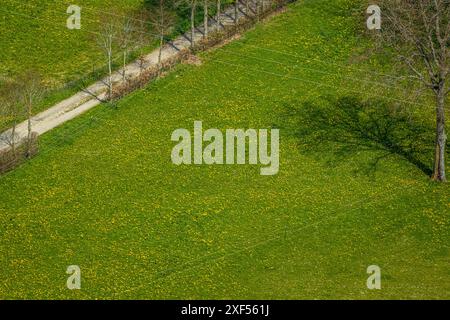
[90,0,271,101]
[178,0,269,42]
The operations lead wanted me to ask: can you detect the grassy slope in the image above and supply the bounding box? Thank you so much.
[0,0,449,299]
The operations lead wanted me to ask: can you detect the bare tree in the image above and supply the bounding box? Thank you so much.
[234,0,239,25]
[216,0,222,26]
[96,18,118,100]
[177,0,199,48]
[79,20,118,104]
[0,79,22,155]
[135,10,153,75]
[18,71,44,158]
[190,0,199,47]
[118,17,136,83]
[151,0,176,73]
[376,0,449,182]
[203,0,212,37]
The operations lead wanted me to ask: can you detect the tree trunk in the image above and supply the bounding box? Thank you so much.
[108,39,113,100]
[11,123,16,156]
[432,87,447,182]
[26,99,32,158]
[235,0,238,25]
[158,0,164,75]
[191,3,196,48]
[108,56,113,99]
[216,0,221,25]
[123,50,127,82]
[204,0,208,38]
[256,0,260,21]
[158,35,164,75]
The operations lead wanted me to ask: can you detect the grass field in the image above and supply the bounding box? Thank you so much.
[0,0,449,299]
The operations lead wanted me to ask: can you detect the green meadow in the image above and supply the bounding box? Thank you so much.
[0,0,449,299]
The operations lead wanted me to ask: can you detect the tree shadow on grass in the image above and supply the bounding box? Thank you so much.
[279,96,436,177]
